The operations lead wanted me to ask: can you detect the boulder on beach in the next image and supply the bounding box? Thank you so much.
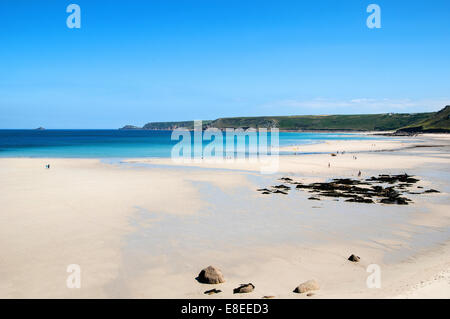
[233,283,255,294]
[197,266,225,284]
[293,280,320,294]
[348,254,360,262]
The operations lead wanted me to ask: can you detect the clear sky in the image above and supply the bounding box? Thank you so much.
[1,0,449,128]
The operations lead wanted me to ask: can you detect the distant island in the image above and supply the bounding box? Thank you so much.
[121,105,450,133]
[35,127,45,130]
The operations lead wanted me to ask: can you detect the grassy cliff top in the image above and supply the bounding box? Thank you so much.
[207,112,433,131]
[122,106,450,132]
[397,105,450,133]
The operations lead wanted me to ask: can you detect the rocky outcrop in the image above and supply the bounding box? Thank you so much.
[258,174,440,206]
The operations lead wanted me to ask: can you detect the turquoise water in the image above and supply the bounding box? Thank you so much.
[0,130,384,158]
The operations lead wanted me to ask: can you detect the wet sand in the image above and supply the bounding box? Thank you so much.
[0,134,449,298]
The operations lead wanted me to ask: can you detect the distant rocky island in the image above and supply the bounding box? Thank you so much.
[121,105,450,133]
[120,125,141,130]
[35,127,45,130]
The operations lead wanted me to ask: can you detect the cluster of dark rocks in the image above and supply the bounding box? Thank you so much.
[257,184,290,195]
[257,174,440,205]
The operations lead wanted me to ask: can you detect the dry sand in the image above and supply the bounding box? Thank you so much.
[0,134,449,298]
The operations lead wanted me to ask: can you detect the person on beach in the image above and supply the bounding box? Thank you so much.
[358,170,361,177]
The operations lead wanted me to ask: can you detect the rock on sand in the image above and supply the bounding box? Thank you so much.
[233,283,255,294]
[293,280,320,293]
[197,266,225,284]
[204,288,222,295]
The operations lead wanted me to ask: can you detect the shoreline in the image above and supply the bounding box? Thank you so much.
[0,134,449,298]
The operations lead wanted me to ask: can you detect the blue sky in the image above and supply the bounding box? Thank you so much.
[1,0,449,128]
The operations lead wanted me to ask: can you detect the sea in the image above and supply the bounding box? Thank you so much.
[0,130,386,158]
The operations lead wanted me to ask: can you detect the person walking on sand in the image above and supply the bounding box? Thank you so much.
[358,170,361,177]
[328,162,330,168]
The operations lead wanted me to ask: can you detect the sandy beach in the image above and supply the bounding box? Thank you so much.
[0,134,449,299]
